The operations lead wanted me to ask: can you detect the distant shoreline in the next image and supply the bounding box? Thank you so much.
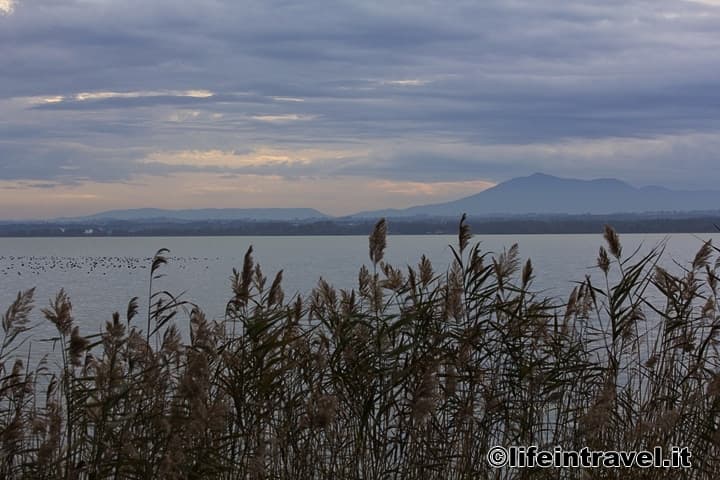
[1,214,720,237]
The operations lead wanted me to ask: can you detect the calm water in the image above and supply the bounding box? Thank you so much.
[1,233,717,360]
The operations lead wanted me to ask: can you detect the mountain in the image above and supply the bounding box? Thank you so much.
[352,173,720,218]
[49,174,720,223]
[71,207,329,222]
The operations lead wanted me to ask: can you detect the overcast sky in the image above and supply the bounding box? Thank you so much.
[2,0,720,218]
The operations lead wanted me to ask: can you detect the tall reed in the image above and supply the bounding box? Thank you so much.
[0,219,718,479]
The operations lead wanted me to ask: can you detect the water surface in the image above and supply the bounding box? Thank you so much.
[1,233,715,360]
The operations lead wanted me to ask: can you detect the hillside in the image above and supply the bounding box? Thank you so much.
[352,173,720,218]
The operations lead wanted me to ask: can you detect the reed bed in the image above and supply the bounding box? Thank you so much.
[1,218,720,479]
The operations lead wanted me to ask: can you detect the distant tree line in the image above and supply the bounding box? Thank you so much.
[1,214,720,236]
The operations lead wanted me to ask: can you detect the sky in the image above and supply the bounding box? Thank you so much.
[2,0,720,218]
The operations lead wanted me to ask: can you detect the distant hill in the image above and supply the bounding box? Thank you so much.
[352,173,720,218]
[43,173,720,224]
[71,208,329,222]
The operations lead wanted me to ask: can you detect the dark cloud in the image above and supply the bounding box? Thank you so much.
[2,0,720,189]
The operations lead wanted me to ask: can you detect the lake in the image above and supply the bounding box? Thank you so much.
[1,233,717,361]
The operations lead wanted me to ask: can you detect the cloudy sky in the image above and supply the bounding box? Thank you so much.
[2,0,720,218]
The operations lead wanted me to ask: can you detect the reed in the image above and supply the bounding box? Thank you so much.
[0,219,719,479]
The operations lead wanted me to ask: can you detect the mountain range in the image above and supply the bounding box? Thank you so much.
[67,207,329,222]
[54,173,720,222]
[351,173,720,218]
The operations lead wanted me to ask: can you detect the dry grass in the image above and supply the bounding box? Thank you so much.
[1,219,720,479]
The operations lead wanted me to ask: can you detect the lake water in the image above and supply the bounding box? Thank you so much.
[1,233,717,360]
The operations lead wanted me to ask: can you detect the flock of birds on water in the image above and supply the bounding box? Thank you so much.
[0,255,224,276]
[0,255,227,360]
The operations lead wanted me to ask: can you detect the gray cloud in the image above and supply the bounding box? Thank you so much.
[2,0,720,189]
